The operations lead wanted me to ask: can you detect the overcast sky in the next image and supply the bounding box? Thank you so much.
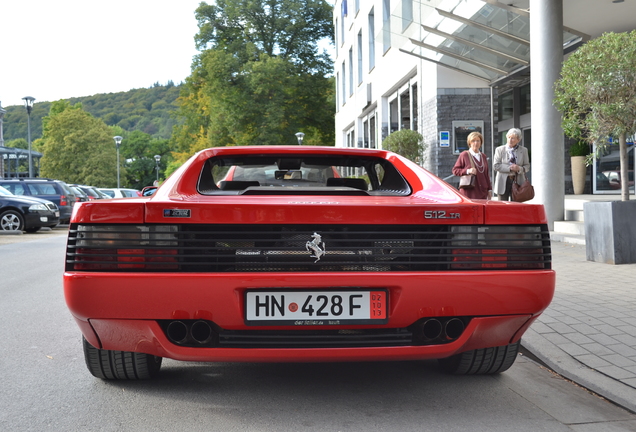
[0,0,202,108]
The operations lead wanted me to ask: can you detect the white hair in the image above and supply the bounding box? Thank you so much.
[506,128,521,139]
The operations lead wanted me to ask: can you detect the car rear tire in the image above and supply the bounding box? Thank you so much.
[82,337,162,380]
[438,341,520,375]
[1,210,25,231]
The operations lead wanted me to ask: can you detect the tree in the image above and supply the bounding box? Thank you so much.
[39,101,120,187]
[381,130,428,164]
[120,130,172,189]
[171,0,335,165]
[554,30,636,201]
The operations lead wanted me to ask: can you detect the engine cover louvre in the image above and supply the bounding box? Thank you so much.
[65,224,552,272]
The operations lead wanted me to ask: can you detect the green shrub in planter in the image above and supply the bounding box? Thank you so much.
[382,130,427,164]
[569,141,590,157]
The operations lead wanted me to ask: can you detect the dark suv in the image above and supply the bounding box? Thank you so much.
[0,178,78,224]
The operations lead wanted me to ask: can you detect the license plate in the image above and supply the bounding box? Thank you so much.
[55,211,60,217]
[245,289,388,326]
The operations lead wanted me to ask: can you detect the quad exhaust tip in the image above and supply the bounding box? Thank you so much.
[166,320,217,346]
[416,317,466,344]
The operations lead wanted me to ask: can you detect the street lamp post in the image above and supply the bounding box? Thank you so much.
[0,102,6,178]
[22,96,36,177]
[154,155,161,183]
[295,132,305,145]
[113,136,122,188]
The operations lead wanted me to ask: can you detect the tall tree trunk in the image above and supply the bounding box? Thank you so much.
[619,133,630,201]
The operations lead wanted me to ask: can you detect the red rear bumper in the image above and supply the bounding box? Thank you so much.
[65,270,555,361]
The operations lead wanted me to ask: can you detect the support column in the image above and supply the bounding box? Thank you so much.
[530,0,564,230]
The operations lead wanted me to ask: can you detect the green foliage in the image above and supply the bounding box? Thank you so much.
[1,83,182,142]
[194,0,333,74]
[120,131,172,189]
[568,141,590,157]
[554,30,636,199]
[381,130,428,164]
[3,138,28,149]
[39,103,120,187]
[171,0,335,162]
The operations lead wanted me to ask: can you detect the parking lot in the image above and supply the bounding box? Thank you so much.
[0,225,68,246]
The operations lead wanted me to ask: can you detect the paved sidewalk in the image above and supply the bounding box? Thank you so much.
[523,240,636,413]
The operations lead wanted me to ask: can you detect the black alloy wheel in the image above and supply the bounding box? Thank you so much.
[0,210,25,231]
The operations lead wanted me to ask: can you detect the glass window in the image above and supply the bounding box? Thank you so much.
[198,154,411,195]
[519,84,531,116]
[411,84,418,132]
[453,121,484,154]
[383,0,391,53]
[334,18,339,58]
[400,91,411,130]
[402,0,413,32]
[349,48,354,96]
[368,9,375,70]
[335,72,340,111]
[498,91,513,121]
[341,62,346,105]
[389,99,399,134]
[357,31,363,85]
[594,141,635,193]
[370,115,377,149]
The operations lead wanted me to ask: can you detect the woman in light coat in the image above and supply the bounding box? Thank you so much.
[493,128,530,201]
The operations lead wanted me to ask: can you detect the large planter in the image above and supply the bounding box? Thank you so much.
[584,200,636,264]
[571,156,587,194]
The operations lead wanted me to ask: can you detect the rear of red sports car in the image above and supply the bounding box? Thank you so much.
[64,146,555,379]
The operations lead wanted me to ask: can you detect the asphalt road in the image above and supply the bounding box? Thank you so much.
[2,230,636,431]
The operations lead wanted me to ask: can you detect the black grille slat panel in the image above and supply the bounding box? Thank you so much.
[66,224,552,272]
[218,329,413,348]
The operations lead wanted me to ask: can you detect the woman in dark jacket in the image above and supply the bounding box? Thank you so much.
[452,131,492,200]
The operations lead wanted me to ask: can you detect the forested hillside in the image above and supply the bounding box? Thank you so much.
[1,82,182,143]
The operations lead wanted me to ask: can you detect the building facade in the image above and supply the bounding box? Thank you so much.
[333,0,494,179]
[332,0,636,221]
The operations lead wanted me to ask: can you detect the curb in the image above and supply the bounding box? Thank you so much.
[522,329,636,414]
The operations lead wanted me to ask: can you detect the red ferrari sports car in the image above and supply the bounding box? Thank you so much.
[64,146,555,379]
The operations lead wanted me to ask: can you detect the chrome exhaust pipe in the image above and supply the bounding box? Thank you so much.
[444,318,465,340]
[166,321,189,344]
[190,320,214,345]
[420,319,443,341]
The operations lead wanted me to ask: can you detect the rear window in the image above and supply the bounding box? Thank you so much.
[0,183,27,195]
[197,154,411,196]
[28,183,58,195]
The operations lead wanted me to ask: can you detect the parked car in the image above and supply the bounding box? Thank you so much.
[97,188,141,198]
[69,186,89,202]
[69,184,109,200]
[0,178,77,224]
[64,146,555,380]
[0,185,60,233]
[602,170,634,190]
[141,186,158,196]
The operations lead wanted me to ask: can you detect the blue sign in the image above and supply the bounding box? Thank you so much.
[440,131,450,147]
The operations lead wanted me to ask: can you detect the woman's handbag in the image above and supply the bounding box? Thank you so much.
[512,174,535,202]
[458,152,476,189]
[459,175,475,189]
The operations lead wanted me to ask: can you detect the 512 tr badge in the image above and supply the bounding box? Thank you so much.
[424,210,460,219]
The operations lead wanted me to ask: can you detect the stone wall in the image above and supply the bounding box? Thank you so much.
[421,89,493,182]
